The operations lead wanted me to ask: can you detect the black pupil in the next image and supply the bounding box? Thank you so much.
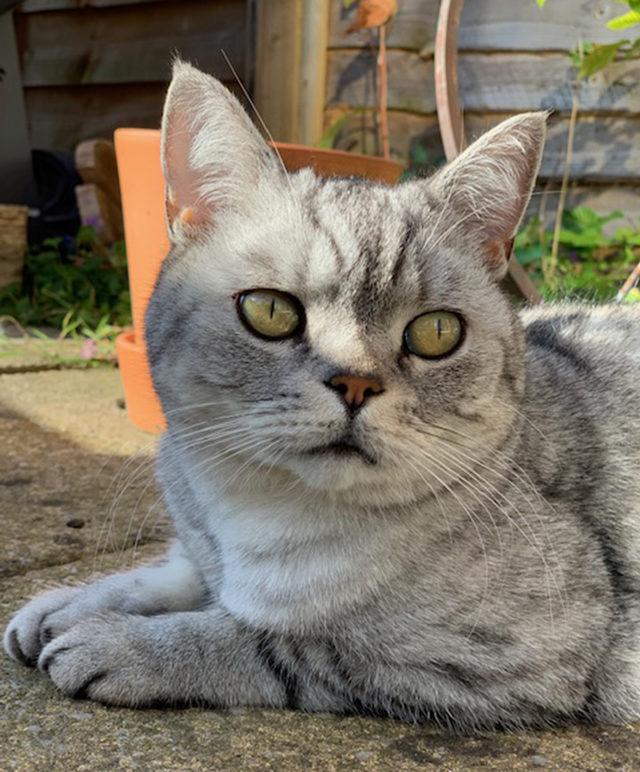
[269,298,276,319]
[436,317,443,339]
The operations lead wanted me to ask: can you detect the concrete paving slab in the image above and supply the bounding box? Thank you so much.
[0,368,155,456]
[0,403,167,578]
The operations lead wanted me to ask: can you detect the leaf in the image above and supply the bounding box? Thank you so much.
[345,0,398,33]
[317,112,349,149]
[578,42,623,77]
[623,287,640,304]
[536,0,546,6]
[607,10,640,30]
[624,36,640,56]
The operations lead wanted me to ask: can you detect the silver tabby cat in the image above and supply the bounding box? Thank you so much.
[5,61,640,730]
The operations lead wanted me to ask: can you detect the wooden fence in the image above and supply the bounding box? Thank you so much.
[13,0,247,151]
[326,0,640,220]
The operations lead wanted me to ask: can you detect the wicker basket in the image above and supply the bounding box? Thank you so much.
[0,205,28,289]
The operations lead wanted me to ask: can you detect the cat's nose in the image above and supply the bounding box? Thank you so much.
[325,373,384,413]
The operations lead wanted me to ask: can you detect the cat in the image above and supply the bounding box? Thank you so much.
[5,60,640,731]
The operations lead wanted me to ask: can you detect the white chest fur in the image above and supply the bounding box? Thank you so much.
[196,488,401,631]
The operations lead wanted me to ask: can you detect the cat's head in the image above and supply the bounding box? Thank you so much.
[146,61,546,501]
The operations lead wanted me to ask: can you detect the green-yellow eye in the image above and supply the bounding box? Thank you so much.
[237,289,303,340]
[404,311,463,359]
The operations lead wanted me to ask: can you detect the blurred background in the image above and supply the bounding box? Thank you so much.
[0,0,639,355]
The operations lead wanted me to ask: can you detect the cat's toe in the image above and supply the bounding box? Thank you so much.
[3,587,80,666]
[39,614,166,706]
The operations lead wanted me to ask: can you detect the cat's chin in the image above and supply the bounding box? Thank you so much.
[285,451,379,492]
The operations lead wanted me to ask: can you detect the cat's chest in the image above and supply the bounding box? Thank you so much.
[204,499,400,631]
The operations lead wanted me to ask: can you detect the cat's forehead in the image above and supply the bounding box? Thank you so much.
[295,176,455,314]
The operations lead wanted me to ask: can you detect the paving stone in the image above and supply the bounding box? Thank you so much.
[0,401,167,579]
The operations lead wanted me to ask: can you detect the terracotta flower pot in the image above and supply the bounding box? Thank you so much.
[114,130,404,433]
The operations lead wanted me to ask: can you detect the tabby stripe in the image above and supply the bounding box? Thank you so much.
[255,631,299,709]
[525,321,593,375]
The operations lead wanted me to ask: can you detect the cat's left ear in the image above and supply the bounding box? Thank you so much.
[430,112,547,279]
[161,59,284,240]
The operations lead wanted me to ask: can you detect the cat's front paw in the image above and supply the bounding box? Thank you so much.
[38,613,171,706]
[4,586,82,666]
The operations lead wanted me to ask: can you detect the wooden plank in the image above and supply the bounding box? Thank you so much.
[467,114,640,182]
[14,0,245,86]
[459,53,640,114]
[23,81,240,150]
[331,0,629,53]
[327,49,435,115]
[299,0,330,145]
[18,0,162,10]
[255,0,303,143]
[326,108,640,182]
[329,0,438,54]
[459,0,628,52]
[325,107,441,165]
[327,50,640,117]
[0,12,35,204]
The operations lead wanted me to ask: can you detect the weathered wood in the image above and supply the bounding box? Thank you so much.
[330,0,438,54]
[299,0,330,145]
[469,114,640,182]
[0,205,28,288]
[23,82,239,150]
[18,0,162,10]
[325,107,441,165]
[75,138,123,243]
[327,50,640,117]
[459,54,640,114]
[14,0,245,86]
[0,11,34,204]
[327,49,435,114]
[459,0,628,52]
[255,0,303,143]
[326,108,640,182]
[331,0,629,53]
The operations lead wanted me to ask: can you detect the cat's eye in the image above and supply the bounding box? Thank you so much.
[237,289,304,340]
[404,311,464,359]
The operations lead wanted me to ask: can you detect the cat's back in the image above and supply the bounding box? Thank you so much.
[520,302,640,581]
[521,302,640,406]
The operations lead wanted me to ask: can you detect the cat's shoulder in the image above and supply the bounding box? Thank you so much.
[520,301,640,374]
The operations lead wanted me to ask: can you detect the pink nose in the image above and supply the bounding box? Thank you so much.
[326,374,384,412]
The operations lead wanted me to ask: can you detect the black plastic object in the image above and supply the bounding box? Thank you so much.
[28,149,82,243]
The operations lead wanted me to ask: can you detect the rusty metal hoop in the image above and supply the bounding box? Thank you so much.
[434,0,541,304]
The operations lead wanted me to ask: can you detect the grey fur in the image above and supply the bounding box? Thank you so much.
[5,63,640,731]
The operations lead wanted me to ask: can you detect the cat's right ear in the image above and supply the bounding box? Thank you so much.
[161,60,284,241]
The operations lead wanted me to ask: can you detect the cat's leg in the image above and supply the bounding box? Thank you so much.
[33,607,345,711]
[3,541,206,667]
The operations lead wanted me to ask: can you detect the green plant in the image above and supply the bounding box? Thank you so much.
[515,206,640,301]
[537,0,640,78]
[0,226,131,344]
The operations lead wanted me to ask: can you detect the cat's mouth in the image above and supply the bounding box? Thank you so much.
[303,438,376,465]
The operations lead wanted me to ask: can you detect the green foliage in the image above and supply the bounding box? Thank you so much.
[0,227,131,343]
[608,8,640,31]
[538,0,640,77]
[515,207,640,301]
[317,111,350,150]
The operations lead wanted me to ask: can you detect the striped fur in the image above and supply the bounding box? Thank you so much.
[5,63,640,731]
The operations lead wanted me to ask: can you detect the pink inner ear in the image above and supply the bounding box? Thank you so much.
[163,101,210,228]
